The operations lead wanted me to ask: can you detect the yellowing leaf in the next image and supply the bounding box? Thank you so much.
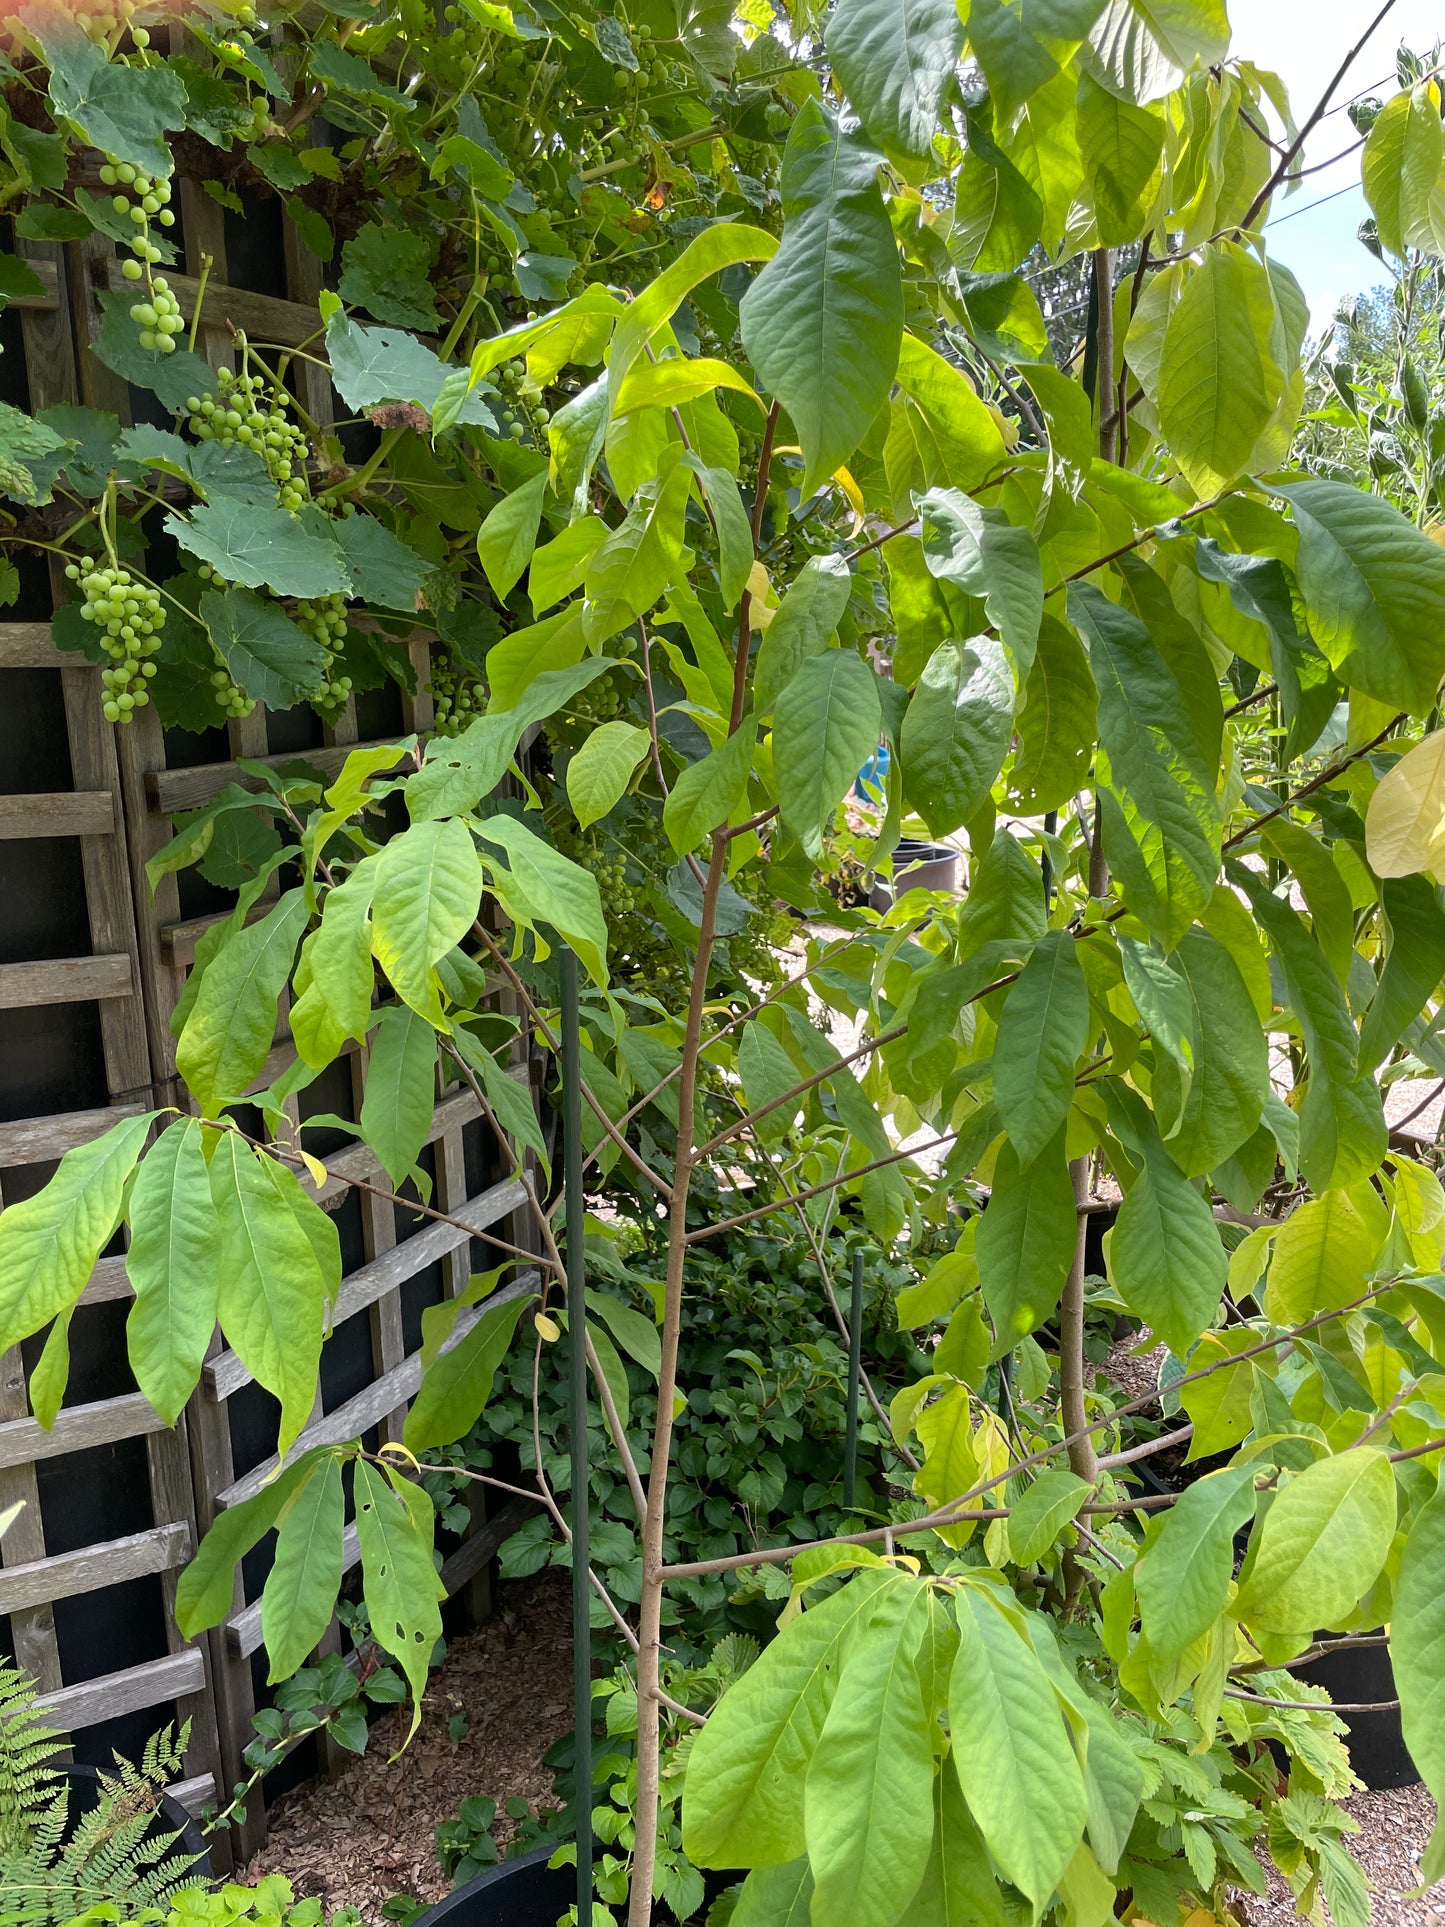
[1366,729,1445,879]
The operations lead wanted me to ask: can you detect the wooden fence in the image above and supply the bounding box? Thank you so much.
[0,171,539,1867]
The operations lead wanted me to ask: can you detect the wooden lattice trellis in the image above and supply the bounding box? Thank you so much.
[0,167,542,1867]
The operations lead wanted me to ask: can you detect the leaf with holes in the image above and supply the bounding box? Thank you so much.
[354,1460,446,1741]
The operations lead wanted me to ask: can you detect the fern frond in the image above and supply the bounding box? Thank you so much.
[0,1666,67,1855]
[0,1676,202,1925]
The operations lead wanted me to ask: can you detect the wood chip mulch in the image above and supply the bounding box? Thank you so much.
[1244,1784,1442,1925]
[240,1570,574,1924]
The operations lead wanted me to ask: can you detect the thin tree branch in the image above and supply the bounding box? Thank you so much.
[1240,0,1401,230]
[684,1134,953,1243]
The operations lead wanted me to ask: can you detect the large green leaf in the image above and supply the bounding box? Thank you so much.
[664,725,755,854]
[1076,70,1164,243]
[583,463,691,645]
[333,515,429,613]
[803,1579,942,1927]
[567,720,650,829]
[900,638,1014,839]
[1393,1476,1445,1859]
[740,99,902,498]
[1071,582,1220,948]
[38,12,186,176]
[371,819,483,1021]
[177,888,310,1113]
[474,815,609,986]
[261,1451,345,1682]
[753,555,853,719]
[1360,876,1445,1073]
[211,1135,338,1460]
[1362,81,1445,258]
[1085,0,1230,103]
[949,1585,1086,1908]
[967,0,1060,122]
[200,588,326,710]
[1135,1465,1257,1658]
[126,1118,224,1427]
[1231,1449,1397,1635]
[1263,1189,1379,1327]
[475,471,546,598]
[731,1860,814,1927]
[361,1005,438,1188]
[825,0,963,160]
[1275,480,1445,713]
[684,1570,901,1867]
[1150,242,1286,498]
[0,1111,153,1357]
[993,932,1091,1166]
[1150,928,1268,1175]
[894,338,1009,500]
[953,117,1044,271]
[774,648,881,859]
[1106,1087,1226,1357]
[606,222,776,407]
[291,865,377,1069]
[354,1460,445,1742]
[1235,868,1387,1191]
[910,1757,1010,1927]
[976,1128,1076,1347]
[404,1290,529,1452]
[176,1452,319,1637]
[738,1021,804,1148]
[168,501,349,598]
[917,490,1042,678]
[1008,614,1097,813]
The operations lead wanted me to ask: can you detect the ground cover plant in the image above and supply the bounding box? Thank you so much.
[12,0,1445,1923]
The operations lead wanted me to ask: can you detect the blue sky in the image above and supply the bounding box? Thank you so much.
[1238,0,1444,335]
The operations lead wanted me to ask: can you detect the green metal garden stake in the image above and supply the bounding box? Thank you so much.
[844,1247,864,1511]
[560,947,592,1927]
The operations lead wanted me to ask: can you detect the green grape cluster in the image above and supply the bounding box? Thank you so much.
[295,593,353,709]
[493,359,549,441]
[102,157,180,354]
[67,561,162,724]
[429,645,486,735]
[184,364,309,506]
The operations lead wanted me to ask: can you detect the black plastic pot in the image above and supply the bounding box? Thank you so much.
[1292,1636,1419,1790]
[869,839,959,911]
[415,1847,739,1927]
[61,1764,212,1878]
[413,1847,574,1927]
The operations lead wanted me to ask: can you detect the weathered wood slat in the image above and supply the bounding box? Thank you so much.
[101,256,329,349]
[0,791,114,838]
[0,1521,190,1614]
[169,1773,218,1818]
[204,1177,528,1401]
[0,1102,146,1166]
[0,954,134,1010]
[218,1273,540,1509]
[0,622,81,671]
[10,254,59,311]
[35,1648,206,1728]
[0,1389,166,1471]
[78,1254,135,1306]
[148,737,411,815]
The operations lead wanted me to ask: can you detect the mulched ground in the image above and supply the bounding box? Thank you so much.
[1245,1785,1442,1926]
[241,1570,574,1922]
